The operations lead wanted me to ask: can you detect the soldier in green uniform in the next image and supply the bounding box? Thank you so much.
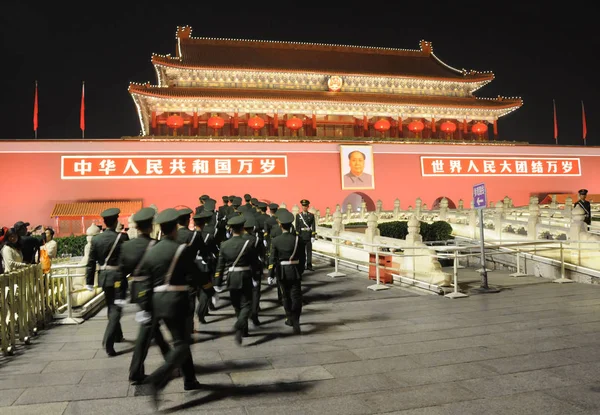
[141,208,208,408]
[242,214,264,326]
[575,189,592,226]
[264,203,279,257]
[193,200,219,322]
[226,195,236,217]
[239,194,252,213]
[295,199,316,271]
[195,194,210,214]
[214,214,259,345]
[121,208,171,384]
[85,207,129,357]
[268,210,306,334]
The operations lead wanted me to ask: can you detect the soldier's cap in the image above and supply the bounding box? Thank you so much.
[250,197,258,204]
[227,214,246,226]
[232,196,243,206]
[257,201,267,209]
[203,198,216,211]
[268,203,279,210]
[222,195,229,202]
[132,207,155,223]
[155,208,180,225]
[193,210,214,220]
[579,189,588,195]
[101,208,121,218]
[13,221,30,230]
[277,210,295,225]
[300,199,310,206]
[243,214,256,228]
[244,193,252,202]
[199,194,210,201]
[228,195,236,202]
[177,207,193,217]
[274,207,289,218]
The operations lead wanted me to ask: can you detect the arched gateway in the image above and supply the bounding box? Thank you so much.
[0,27,596,233]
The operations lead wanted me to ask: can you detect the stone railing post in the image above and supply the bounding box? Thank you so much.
[393,198,400,220]
[291,204,299,218]
[325,206,331,222]
[458,199,464,211]
[360,200,367,221]
[564,197,573,219]
[332,210,344,235]
[415,197,422,218]
[127,216,138,239]
[527,197,540,240]
[315,209,321,224]
[550,194,557,209]
[569,205,586,264]
[503,196,511,209]
[439,197,449,221]
[346,203,352,222]
[469,200,477,239]
[280,202,287,210]
[365,212,380,244]
[494,201,504,239]
[376,200,383,214]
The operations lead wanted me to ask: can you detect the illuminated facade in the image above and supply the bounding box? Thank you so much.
[128,26,522,140]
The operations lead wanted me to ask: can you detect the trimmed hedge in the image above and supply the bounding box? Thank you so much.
[55,235,87,257]
[318,220,453,242]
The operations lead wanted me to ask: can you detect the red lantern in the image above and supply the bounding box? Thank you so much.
[408,120,425,137]
[440,121,457,133]
[286,117,303,135]
[166,115,184,129]
[207,115,225,136]
[472,122,488,136]
[373,119,391,134]
[248,116,265,136]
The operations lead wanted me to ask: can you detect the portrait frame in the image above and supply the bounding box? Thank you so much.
[340,145,375,190]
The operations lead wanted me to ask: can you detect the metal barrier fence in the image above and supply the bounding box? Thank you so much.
[0,264,69,355]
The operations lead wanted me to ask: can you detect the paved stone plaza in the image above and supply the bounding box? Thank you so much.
[1,257,600,414]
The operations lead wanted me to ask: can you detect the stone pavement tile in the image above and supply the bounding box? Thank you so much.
[408,346,508,367]
[59,341,101,351]
[372,330,454,346]
[488,337,576,357]
[476,349,581,374]
[357,382,474,413]
[0,361,49,375]
[63,395,157,415]
[382,390,587,415]
[0,371,83,390]
[456,368,583,398]
[219,344,305,361]
[268,350,361,369]
[385,361,496,387]
[547,362,600,384]
[0,402,68,415]
[0,389,24,407]
[79,367,129,383]
[553,345,600,364]
[245,395,374,415]
[14,381,131,405]
[23,341,65,352]
[301,373,402,399]
[128,373,232,396]
[23,349,97,362]
[230,365,333,386]
[567,332,600,347]
[42,355,146,373]
[323,355,421,378]
[542,382,600,412]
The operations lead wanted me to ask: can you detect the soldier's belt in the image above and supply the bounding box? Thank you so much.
[280,260,299,265]
[131,276,149,282]
[99,265,119,271]
[229,266,251,272]
[154,284,190,292]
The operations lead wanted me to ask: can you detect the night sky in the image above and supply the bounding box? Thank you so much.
[1,4,597,146]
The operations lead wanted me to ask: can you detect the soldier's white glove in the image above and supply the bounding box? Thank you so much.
[135,310,152,324]
[85,284,94,292]
[263,239,267,247]
[252,279,258,288]
[311,237,315,244]
[267,276,276,286]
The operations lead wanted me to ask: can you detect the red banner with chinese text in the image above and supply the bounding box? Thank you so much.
[421,157,581,176]
[62,155,287,179]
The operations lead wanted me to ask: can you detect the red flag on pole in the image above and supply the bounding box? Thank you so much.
[80,81,85,138]
[33,81,38,138]
[553,99,558,144]
[582,100,587,145]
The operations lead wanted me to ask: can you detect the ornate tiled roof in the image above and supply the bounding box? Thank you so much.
[51,200,143,218]
[128,85,522,110]
[149,26,493,82]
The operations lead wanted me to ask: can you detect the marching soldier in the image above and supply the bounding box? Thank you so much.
[194,200,219,321]
[139,208,208,408]
[295,199,316,271]
[226,195,237,217]
[268,210,305,334]
[195,194,210,214]
[239,193,252,213]
[214,214,260,345]
[120,207,171,384]
[242,214,265,326]
[264,203,279,255]
[85,208,130,357]
[575,189,592,226]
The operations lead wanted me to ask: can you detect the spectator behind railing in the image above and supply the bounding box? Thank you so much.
[43,227,58,259]
[14,221,43,264]
[1,227,28,273]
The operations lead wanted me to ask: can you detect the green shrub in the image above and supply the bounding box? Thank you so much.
[56,235,87,257]
[428,221,453,241]
[378,221,453,242]
[378,221,409,239]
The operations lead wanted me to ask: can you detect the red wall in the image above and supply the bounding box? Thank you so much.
[1,139,598,232]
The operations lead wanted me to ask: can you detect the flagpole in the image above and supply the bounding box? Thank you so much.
[80,81,85,139]
[33,80,38,139]
[582,100,587,146]
[553,99,558,145]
